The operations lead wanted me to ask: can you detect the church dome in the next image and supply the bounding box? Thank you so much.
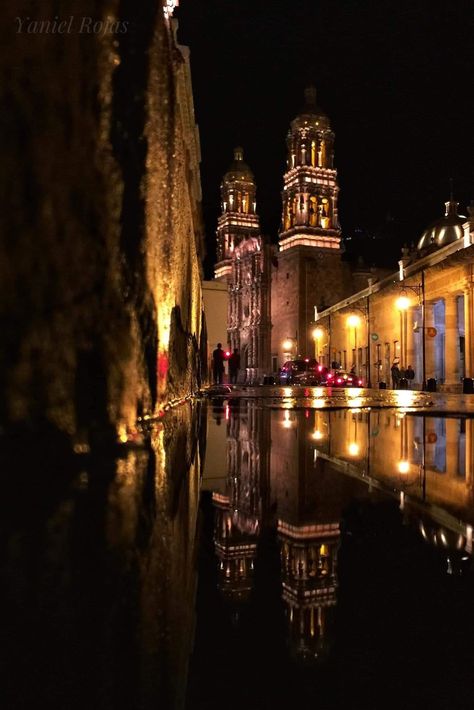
[417,199,466,252]
[291,86,330,130]
[223,147,254,183]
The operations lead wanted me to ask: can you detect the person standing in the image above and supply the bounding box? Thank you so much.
[406,365,415,388]
[391,360,401,389]
[228,348,241,385]
[212,343,226,385]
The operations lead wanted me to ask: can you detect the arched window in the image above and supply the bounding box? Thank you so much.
[320,140,326,167]
[321,198,331,228]
[309,196,317,226]
[311,140,316,167]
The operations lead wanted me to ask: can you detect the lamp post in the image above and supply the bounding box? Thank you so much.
[312,327,324,362]
[396,277,426,390]
[396,293,410,373]
[282,337,297,363]
[347,314,360,374]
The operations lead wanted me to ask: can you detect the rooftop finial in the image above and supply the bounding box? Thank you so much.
[304,85,317,107]
[234,146,244,161]
[445,178,459,217]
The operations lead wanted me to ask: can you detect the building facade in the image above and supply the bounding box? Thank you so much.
[214,88,473,389]
[215,89,353,381]
[315,201,474,391]
[215,148,272,381]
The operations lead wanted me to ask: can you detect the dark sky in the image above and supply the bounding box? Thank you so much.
[176,0,473,276]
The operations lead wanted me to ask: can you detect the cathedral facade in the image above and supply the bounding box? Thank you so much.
[215,88,352,381]
[214,87,474,391]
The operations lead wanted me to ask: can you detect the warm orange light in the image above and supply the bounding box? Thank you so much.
[398,460,410,474]
[396,296,410,311]
[282,339,294,351]
[312,430,323,441]
[347,442,360,457]
[312,327,324,340]
[347,314,360,328]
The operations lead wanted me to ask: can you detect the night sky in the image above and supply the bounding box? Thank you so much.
[177,0,473,277]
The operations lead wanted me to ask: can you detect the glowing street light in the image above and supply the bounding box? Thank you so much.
[282,338,294,352]
[398,460,410,474]
[347,442,360,457]
[396,295,410,311]
[346,314,360,328]
[312,327,324,360]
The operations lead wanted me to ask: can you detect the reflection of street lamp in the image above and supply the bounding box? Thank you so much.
[347,315,360,373]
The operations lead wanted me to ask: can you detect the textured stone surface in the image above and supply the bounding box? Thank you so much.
[0,2,204,444]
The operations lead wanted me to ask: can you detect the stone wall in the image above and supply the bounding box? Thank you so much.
[0,2,204,445]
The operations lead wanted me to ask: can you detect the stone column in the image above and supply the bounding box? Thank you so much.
[444,294,460,385]
[425,303,436,380]
[464,286,473,378]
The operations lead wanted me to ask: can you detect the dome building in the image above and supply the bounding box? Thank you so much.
[417,198,466,254]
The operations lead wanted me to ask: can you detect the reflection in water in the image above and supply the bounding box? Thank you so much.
[190,400,474,708]
[1,402,205,710]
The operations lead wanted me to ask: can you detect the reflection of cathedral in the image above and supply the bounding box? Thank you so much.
[212,400,269,602]
[207,402,474,666]
[279,521,339,659]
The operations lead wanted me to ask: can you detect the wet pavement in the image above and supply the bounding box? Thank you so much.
[3,392,474,709]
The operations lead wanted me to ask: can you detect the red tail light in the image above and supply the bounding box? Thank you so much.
[358,379,363,385]
[318,365,322,372]
[327,373,333,379]
[337,378,342,383]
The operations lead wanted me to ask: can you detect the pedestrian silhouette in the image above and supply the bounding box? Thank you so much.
[212,343,226,385]
[391,360,401,389]
[228,348,241,384]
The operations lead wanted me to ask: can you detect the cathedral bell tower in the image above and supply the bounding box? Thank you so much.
[214,148,271,380]
[271,88,348,366]
[215,147,260,280]
[279,86,340,251]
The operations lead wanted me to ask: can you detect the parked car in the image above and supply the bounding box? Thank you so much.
[328,370,364,387]
[279,359,324,385]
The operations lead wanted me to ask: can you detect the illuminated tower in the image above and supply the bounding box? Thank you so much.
[279,86,340,250]
[215,148,271,380]
[215,147,260,280]
[271,87,349,366]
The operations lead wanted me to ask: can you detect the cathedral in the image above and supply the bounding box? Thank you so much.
[214,86,474,390]
[215,87,357,381]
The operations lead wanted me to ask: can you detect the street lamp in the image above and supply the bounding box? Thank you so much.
[397,277,426,389]
[312,327,324,361]
[346,315,360,373]
[396,292,410,375]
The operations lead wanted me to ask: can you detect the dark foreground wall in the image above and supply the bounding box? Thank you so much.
[0,1,204,445]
